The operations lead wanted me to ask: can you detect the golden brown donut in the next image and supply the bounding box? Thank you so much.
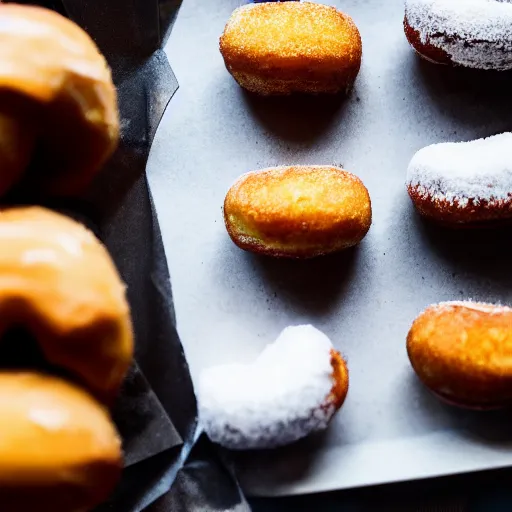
[0,4,119,196]
[0,372,121,512]
[407,301,512,409]
[224,165,372,258]
[0,206,133,402]
[219,2,362,95]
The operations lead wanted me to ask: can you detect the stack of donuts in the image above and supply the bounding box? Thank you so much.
[195,0,512,451]
[0,4,133,511]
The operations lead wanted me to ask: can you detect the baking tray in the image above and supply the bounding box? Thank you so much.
[147,0,512,498]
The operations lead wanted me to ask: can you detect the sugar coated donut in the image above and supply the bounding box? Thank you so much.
[219,2,362,95]
[406,133,512,226]
[0,373,121,512]
[224,165,372,258]
[0,206,133,402]
[407,301,512,410]
[198,325,348,450]
[404,0,512,70]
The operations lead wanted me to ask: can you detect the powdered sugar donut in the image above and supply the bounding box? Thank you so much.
[198,325,348,450]
[404,0,512,70]
[406,133,512,226]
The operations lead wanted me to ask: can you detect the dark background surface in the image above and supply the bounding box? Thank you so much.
[250,471,512,511]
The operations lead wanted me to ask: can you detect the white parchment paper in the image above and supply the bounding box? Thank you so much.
[147,0,512,497]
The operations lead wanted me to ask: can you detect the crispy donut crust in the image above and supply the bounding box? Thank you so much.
[327,349,349,411]
[0,373,121,512]
[220,2,362,95]
[404,18,452,66]
[0,206,133,402]
[407,301,512,409]
[224,166,372,259]
[407,183,512,227]
[0,4,119,196]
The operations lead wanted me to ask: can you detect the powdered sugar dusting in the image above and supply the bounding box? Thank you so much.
[406,132,512,208]
[405,0,512,70]
[198,325,339,450]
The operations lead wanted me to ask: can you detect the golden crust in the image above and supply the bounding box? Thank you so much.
[407,301,512,409]
[0,373,121,512]
[0,4,119,196]
[407,184,512,227]
[0,206,133,402]
[224,166,372,258]
[327,349,349,411]
[219,2,362,95]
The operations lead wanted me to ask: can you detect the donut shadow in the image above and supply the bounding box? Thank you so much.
[407,373,512,445]
[233,428,333,492]
[245,247,359,317]
[404,372,463,431]
[413,213,512,292]
[412,58,512,133]
[240,88,353,144]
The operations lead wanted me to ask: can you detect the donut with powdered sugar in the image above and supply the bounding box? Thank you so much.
[197,325,348,450]
[406,132,512,226]
[404,0,512,70]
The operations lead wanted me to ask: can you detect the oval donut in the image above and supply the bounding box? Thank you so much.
[198,325,349,450]
[404,0,512,70]
[406,133,512,227]
[224,165,372,258]
[0,206,133,402]
[407,301,512,409]
[0,4,119,196]
[0,372,121,512]
[219,2,362,95]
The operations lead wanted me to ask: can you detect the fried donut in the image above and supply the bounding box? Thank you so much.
[0,206,133,402]
[0,373,121,512]
[407,301,512,409]
[406,133,512,226]
[219,2,362,95]
[198,325,348,450]
[224,165,372,258]
[404,0,512,70]
[0,4,119,196]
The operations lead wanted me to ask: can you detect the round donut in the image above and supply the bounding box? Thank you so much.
[198,325,348,450]
[407,301,512,410]
[219,2,362,95]
[224,165,372,258]
[0,372,121,512]
[406,133,512,226]
[0,4,119,196]
[0,206,133,402]
[404,0,512,70]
